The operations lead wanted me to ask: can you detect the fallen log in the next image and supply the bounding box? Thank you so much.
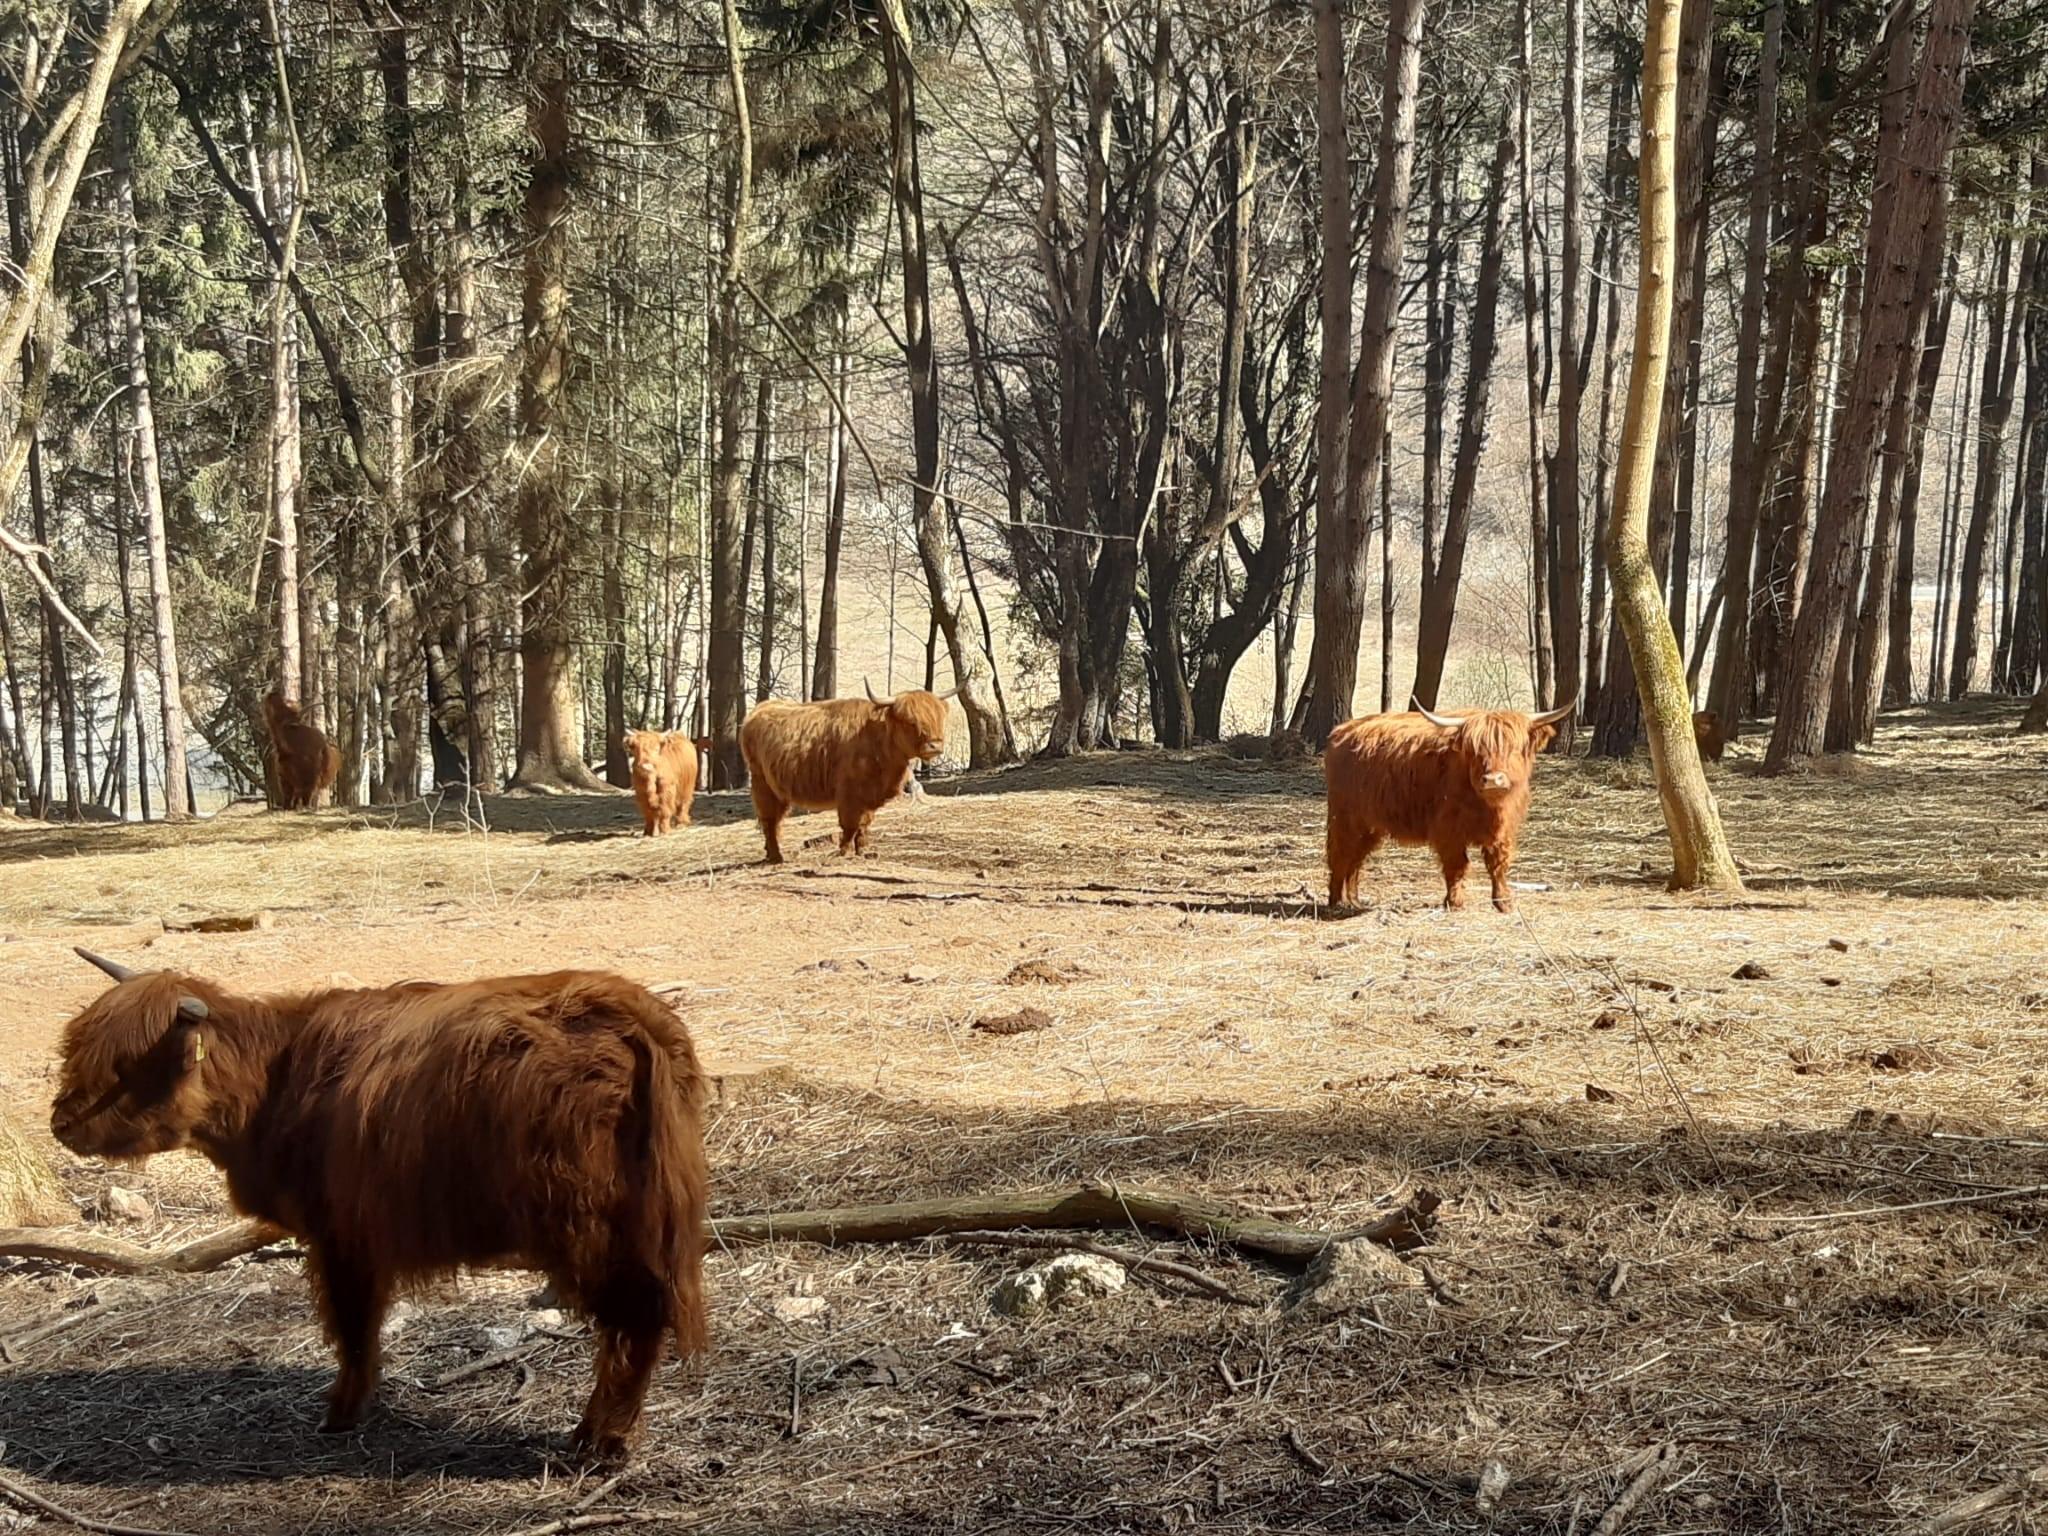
[2,1186,1436,1278]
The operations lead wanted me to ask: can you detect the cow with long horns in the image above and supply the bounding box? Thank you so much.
[738,682,949,863]
[50,950,709,1464]
[1324,697,1576,912]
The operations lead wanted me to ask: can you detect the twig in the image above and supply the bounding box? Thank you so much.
[786,1353,802,1438]
[1592,1444,1675,1536]
[428,1341,542,1389]
[1917,1465,2048,1534]
[0,1219,286,1275]
[1283,1424,1331,1477]
[0,1293,103,1357]
[570,1473,627,1515]
[498,1513,670,1536]
[946,1230,1257,1305]
[1770,1184,2048,1225]
[0,1470,194,1536]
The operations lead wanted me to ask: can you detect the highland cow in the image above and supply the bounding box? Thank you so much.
[263,690,340,810]
[623,730,700,836]
[50,951,709,1464]
[738,682,948,863]
[1693,709,1727,763]
[1324,697,1576,912]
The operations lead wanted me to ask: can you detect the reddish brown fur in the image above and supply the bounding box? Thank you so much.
[50,969,708,1463]
[739,690,948,863]
[1693,709,1727,763]
[263,691,340,810]
[1324,708,1562,912]
[623,730,699,836]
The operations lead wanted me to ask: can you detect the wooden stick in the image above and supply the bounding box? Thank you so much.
[1770,1184,2048,1225]
[1592,1444,1674,1536]
[1918,1465,2048,1534]
[0,1470,194,1536]
[945,1230,1257,1305]
[499,1512,672,1536]
[0,1219,287,1275]
[426,1341,541,1389]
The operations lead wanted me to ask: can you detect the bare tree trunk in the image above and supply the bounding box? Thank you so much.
[1413,118,1514,708]
[751,380,776,703]
[812,310,848,699]
[1768,0,1975,768]
[708,0,754,787]
[1607,0,1742,891]
[507,0,604,791]
[1930,285,1979,697]
[1950,192,2030,699]
[1551,0,1587,730]
[1704,2,1783,732]
[112,98,190,818]
[1516,0,1553,706]
[1307,0,1426,742]
[1585,54,1632,709]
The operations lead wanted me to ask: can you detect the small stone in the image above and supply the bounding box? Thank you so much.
[529,1308,568,1331]
[1827,938,1851,953]
[1475,1459,1512,1513]
[770,1295,829,1324]
[101,1186,152,1223]
[1040,1252,1126,1307]
[1732,961,1772,981]
[480,1325,523,1352]
[989,1268,1048,1318]
[1282,1237,1414,1319]
[381,1302,415,1340]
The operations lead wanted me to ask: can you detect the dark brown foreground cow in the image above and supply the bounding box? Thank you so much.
[263,690,341,810]
[623,729,700,836]
[739,683,948,863]
[1693,709,1727,763]
[50,951,708,1463]
[1325,697,1576,912]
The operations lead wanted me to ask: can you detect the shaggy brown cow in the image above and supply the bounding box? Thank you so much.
[263,690,340,809]
[1693,709,1727,763]
[623,729,700,836]
[50,951,708,1464]
[739,682,948,863]
[1325,697,1576,912]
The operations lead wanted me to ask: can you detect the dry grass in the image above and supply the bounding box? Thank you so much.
[1,697,2045,1535]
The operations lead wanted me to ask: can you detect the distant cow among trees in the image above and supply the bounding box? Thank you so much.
[51,952,709,1464]
[263,691,340,809]
[1325,699,1575,913]
[739,684,949,863]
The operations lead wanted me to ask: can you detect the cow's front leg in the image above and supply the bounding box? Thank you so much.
[310,1245,389,1432]
[1433,840,1471,910]
[1482,842,1516,912]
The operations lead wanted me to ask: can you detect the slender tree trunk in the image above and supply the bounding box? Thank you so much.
[507,0,604,790]
[1517,0,1553,706]
[1552,0,1587,728]
[1768,0,1975,768]
[1307,0,1426,742]
[1607,0,1742,890]
[751,380,776,703]
[708,0,754,787]
[112,99,190,818]
[1420,143,1451,637]
[812,318,849,700]
[1878,245,1959,711]
[1585,54,1632,708]
[1931,286,1979,697]
[1413,118,1515,708]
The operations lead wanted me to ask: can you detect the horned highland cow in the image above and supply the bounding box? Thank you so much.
[263,690,341,810]
[623,729,700,835]
[49,951,709,1463]
[1324,697,1576,912]
[1693,709,1727,763]
[738,682,948,863]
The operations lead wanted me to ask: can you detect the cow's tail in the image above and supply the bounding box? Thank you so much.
[625,1026,711,1356]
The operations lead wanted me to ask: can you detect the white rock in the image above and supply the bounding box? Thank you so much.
[1282,1238,1415,1320]
[770,1295,829,1324]
[529,1308,568,1331]
[989,1268,1049,1317]
[1040,1252,1127,1307]
[102,1186,152,1223]
[381,1301,415,1339]
[480,1326,524,1352]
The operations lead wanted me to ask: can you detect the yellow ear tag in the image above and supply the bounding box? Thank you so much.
[193,1036,206,1062]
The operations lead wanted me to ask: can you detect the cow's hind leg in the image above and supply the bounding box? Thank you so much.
[838,805,875,855]
[571,1265,668,1465]
[1326,821,1381,906]
[310,1246,390,1432]
[751,785,789,864]
[1433,840,1472,911]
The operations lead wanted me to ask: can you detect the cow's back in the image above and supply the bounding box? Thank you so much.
[742,698,879,808]
[243,973,702,1274]
[1324,715,1458,844]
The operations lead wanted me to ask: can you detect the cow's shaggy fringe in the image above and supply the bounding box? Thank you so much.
[49,969,709,1461]
[740,690,949,863]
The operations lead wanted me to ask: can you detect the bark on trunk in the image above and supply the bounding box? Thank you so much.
[1551,0,1587,730]
[707,0,754,788]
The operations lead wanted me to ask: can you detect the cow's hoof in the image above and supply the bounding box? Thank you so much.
[319,1402,364,1434]
[1493,898,1515,914]
[568,1428,635,1468]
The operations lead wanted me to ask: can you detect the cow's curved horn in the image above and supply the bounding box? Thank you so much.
[75,947,136,984]
[864,677,882,703]
[935,688,958,702]
[1409,696,1462,730]
[74,947,210,1021]
[1530,696,1578,728]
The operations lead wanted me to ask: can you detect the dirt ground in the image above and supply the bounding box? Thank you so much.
[1,698,2045,1535]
